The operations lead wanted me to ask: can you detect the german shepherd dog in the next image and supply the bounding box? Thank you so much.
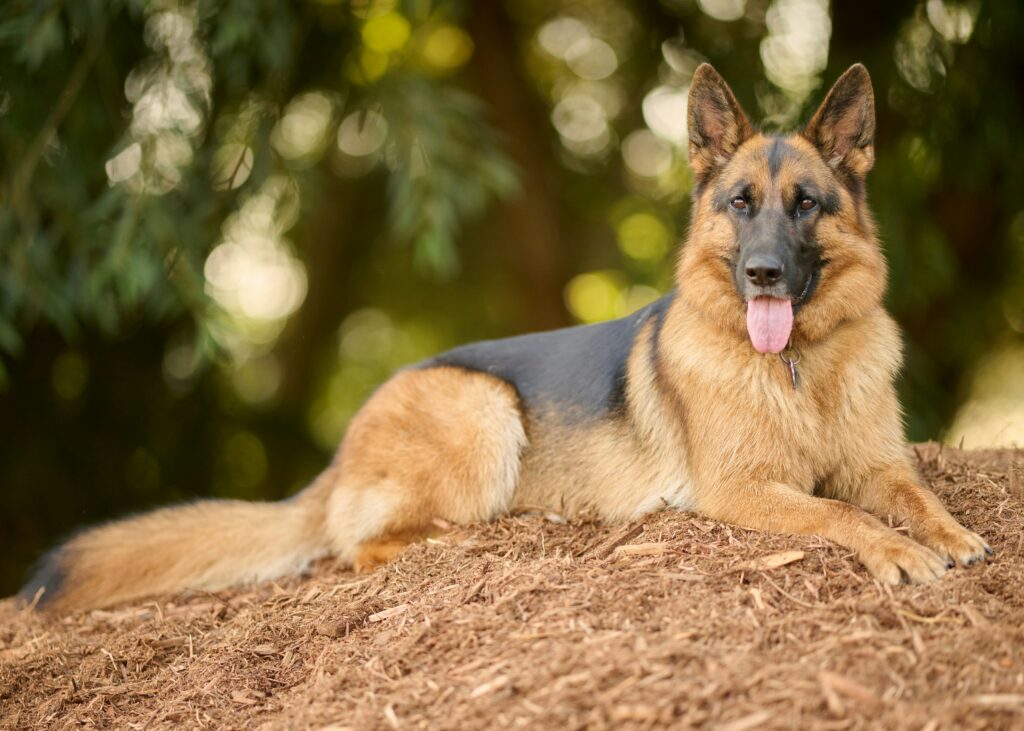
[20,64,991,612]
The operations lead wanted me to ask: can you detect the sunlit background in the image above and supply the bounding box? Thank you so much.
[1,0,1021,594]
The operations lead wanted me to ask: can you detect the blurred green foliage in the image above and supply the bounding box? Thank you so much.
[0,0,1021,594]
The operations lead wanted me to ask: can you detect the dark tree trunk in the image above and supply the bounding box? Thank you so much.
[466,1,571,332]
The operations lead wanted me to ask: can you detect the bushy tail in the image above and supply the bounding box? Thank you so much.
[20,490,328,612]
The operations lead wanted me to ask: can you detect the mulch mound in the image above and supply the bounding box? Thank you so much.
[1,444,1023,730]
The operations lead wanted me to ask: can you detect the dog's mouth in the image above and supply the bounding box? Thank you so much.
[791,264,821,312]
[743,266,821,354]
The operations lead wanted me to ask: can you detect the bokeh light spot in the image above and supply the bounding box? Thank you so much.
[105,143,142,185]
[927,0,977,43]
[347,48,390,84]
[697,0,748,22]
[205,178,308,328]
[271,92,334,163]
[52,352,89,401]
[231,355,282,404]
[163,338,197,387]
[537,16,591,59]
[760,0,832,97]
[643,86,689,146]
[339,309,397,362]
[947,343,1024,448]
[622,129,673,178]
[421,24,474,70]
[337,108,389,157]
[619,285,662,315]
[552,93,610,156]
[362,12,411,54]
[895,16,944,92]
[205,237,308,322]
[565,272,623,323]
[212,143,254,190]
[617,212,671,262]
[565,37,618,81]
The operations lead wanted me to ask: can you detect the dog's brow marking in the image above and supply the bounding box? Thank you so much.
[767,137,795,178]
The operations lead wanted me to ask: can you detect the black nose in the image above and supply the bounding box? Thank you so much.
[745,255,783,287]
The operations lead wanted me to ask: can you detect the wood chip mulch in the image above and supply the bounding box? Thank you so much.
[1,443,1022,730]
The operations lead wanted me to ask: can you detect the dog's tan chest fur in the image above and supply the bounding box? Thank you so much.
[656,304,907,500]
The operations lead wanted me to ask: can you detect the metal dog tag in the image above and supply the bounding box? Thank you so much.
[780,346,801,389]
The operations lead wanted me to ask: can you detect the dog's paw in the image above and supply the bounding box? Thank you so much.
[915,521,992,568]
[859,533,950,584]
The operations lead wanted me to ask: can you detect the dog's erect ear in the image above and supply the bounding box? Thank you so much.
[802,64,875,180]
[687,64,753,183]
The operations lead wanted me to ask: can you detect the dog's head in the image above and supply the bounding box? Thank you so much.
[676,63,887,353]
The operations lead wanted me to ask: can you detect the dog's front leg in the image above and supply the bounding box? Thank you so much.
[697,481,951,584]
[841,465,991,567]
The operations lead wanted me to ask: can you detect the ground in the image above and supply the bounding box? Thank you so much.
[1,444,1022,730]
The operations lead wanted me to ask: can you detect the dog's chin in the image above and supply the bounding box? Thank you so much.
[740,284,791,303]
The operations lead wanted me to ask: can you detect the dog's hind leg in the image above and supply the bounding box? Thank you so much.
[322,367,527,570]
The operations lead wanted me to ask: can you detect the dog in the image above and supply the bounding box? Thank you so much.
[19,63,991,612]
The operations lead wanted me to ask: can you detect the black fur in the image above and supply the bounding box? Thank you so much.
[19,547,67,607]
[766,136,793,177]
[423,294,675,421]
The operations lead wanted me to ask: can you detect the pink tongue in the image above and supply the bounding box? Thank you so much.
[746,297,793,354]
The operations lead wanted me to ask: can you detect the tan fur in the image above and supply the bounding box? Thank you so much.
[25,65,988,611]
[35,486,329,612]
[320,367,527,564]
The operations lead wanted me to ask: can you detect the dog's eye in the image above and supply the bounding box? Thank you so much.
[730,197,747,211]
[798,197,817,212]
